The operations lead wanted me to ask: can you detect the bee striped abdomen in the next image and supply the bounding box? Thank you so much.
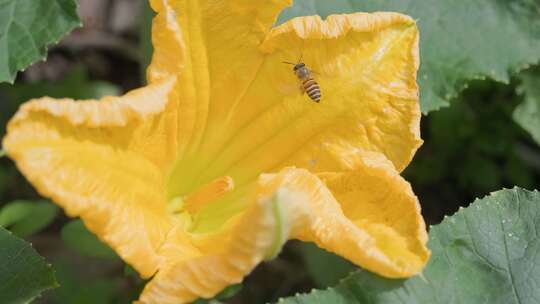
[303,78,321,102]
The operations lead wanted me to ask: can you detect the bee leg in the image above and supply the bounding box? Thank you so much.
[299,84,305,94]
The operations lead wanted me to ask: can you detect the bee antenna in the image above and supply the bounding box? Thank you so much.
[282,61,296,65]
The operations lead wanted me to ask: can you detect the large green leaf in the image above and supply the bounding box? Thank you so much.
[277,188,540,304]
[277,0,540,113]
[0,0,80,83]
[0,226,57,303]
[514,70,540,145]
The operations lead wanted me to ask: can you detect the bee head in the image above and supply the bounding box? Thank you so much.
[293,63,306,71]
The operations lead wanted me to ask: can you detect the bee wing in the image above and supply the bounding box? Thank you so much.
[276,81,303,95]
[309,68,320,76]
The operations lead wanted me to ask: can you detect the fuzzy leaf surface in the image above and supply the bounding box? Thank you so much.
[277,188,540,304]
[0,0,80,83]
[0,226,57,303]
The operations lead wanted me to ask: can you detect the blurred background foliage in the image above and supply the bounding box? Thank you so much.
[1,0,540,303]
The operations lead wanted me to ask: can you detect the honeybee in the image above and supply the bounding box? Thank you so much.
[283,61,321,103]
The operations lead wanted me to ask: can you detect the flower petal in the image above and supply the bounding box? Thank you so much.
[2,78,178,277]
[165,164,428,304]
[147,0,292,170]
[138,186,295,304]
[260,165,430,278]
[192,13,421,187]
[318,155,430,277]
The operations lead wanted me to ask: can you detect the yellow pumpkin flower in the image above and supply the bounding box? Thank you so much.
[2,0,430,303]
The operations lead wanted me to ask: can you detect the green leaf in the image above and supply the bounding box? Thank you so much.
[0,0,80,83]
[124,264,141,279]
[192,285,242,304]
[61,219,118,260]
[277,1,540,113]
[0,226,58,303]
[0,200,33,227]
[300,243,355,288]
[277,188,540,304]
[0,200,58,237]
[215,284,243,300]
[140,0,155,83]
[514,70,540,145]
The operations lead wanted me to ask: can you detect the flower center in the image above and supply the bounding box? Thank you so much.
[167,176,235,221]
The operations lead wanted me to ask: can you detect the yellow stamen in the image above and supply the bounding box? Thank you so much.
[184,176,234,214]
